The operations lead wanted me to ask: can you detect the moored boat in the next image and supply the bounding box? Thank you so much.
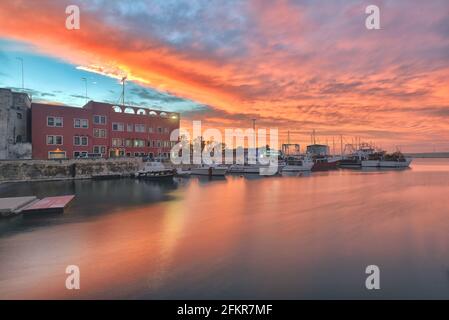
[340,146,376,168]
[191,164,228,176]
[281,156,314,172]
[136,161,175,179]
[361,151,412,168]
[311,155,340,171]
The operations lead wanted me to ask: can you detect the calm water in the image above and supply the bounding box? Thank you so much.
[1,158,449,299]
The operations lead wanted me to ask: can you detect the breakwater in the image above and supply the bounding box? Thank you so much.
[0,158,143,183]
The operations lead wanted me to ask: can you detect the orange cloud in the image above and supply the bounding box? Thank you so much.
[0,0,448,152]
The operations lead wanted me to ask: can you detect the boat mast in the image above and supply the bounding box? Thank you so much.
[340,135,343,156]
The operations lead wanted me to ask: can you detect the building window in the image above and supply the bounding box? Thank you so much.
[48,151,66,159]
[127,124,133,132]
[17,112,22,119]
[93,145,106,154]
[74,151,88,158]
[157,140,161,148]
[135,124,145,133]
[164,128,169,134]
[148,127,153,133]
[112,138,123,147]
[74,118,88,128]
[112,122,124,131]
[157,127,162,133]
[47,135,63,145]
[16,135,22,143]
[74,135,88,146]
[47,116,63,127]
[125,139,133,147]
[93,128,106,138]
[134,139,145,148]
[93,115,106,125]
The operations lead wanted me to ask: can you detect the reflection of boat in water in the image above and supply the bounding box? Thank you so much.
[281,156,314,172]
[136,162,175,180]
[281,170,311,177]
[191,164,228,176]
[228,164,279,174]
[361,151,412,168]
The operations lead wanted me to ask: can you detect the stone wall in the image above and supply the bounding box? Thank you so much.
[7,143,32,160]
[0,158,143,182]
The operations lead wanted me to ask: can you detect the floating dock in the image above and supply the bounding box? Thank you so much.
[0,196,38,217]
[21,195,75,214]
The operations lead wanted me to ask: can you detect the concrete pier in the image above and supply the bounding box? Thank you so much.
[0,196,37,217]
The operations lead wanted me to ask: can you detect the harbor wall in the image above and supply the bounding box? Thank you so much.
[0,158,143,183]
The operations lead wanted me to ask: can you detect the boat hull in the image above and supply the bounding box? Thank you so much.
[361,158,412,168]
[311,161,339,171]
[282,162,314,172]
[339,160,361,168]
[191,167,227,176]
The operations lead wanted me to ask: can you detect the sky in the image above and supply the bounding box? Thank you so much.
[0,0,448,152]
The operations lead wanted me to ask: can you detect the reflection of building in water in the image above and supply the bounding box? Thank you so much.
[0,88,32,159]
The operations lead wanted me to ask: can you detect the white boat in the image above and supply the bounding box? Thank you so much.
[378,158,412,168]
[281,157,314,172]
[136,161,174,179]
[191,164,228,176]
[360,160,380,167]
[137,161,167,173]
[228,164,246,173]
[361,152,412,168]
[175,168,191,176]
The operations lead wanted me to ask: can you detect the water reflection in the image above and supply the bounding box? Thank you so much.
[0,159,449,299]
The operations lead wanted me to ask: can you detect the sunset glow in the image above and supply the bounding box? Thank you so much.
[0,0,448,151]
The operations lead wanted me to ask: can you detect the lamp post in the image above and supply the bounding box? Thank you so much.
[81,77,87,104]
[16,57,24,89]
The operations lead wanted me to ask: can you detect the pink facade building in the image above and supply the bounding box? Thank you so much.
[31,101,180,160]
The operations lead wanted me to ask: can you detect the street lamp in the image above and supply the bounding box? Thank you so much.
[81,77,88,104]
[16,57,24,89]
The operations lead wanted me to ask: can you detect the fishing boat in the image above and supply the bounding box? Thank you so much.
[281,156,314,172]
[361,151,412,168]
[191,164,228,176]
[136,161,175,179]
[339,146,376,168]
[311,155,340,171]
[175,168,192,177]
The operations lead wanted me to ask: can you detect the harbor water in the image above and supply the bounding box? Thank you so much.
[1,158,449,299]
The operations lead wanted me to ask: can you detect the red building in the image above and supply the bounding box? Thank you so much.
[31,101,180,159]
